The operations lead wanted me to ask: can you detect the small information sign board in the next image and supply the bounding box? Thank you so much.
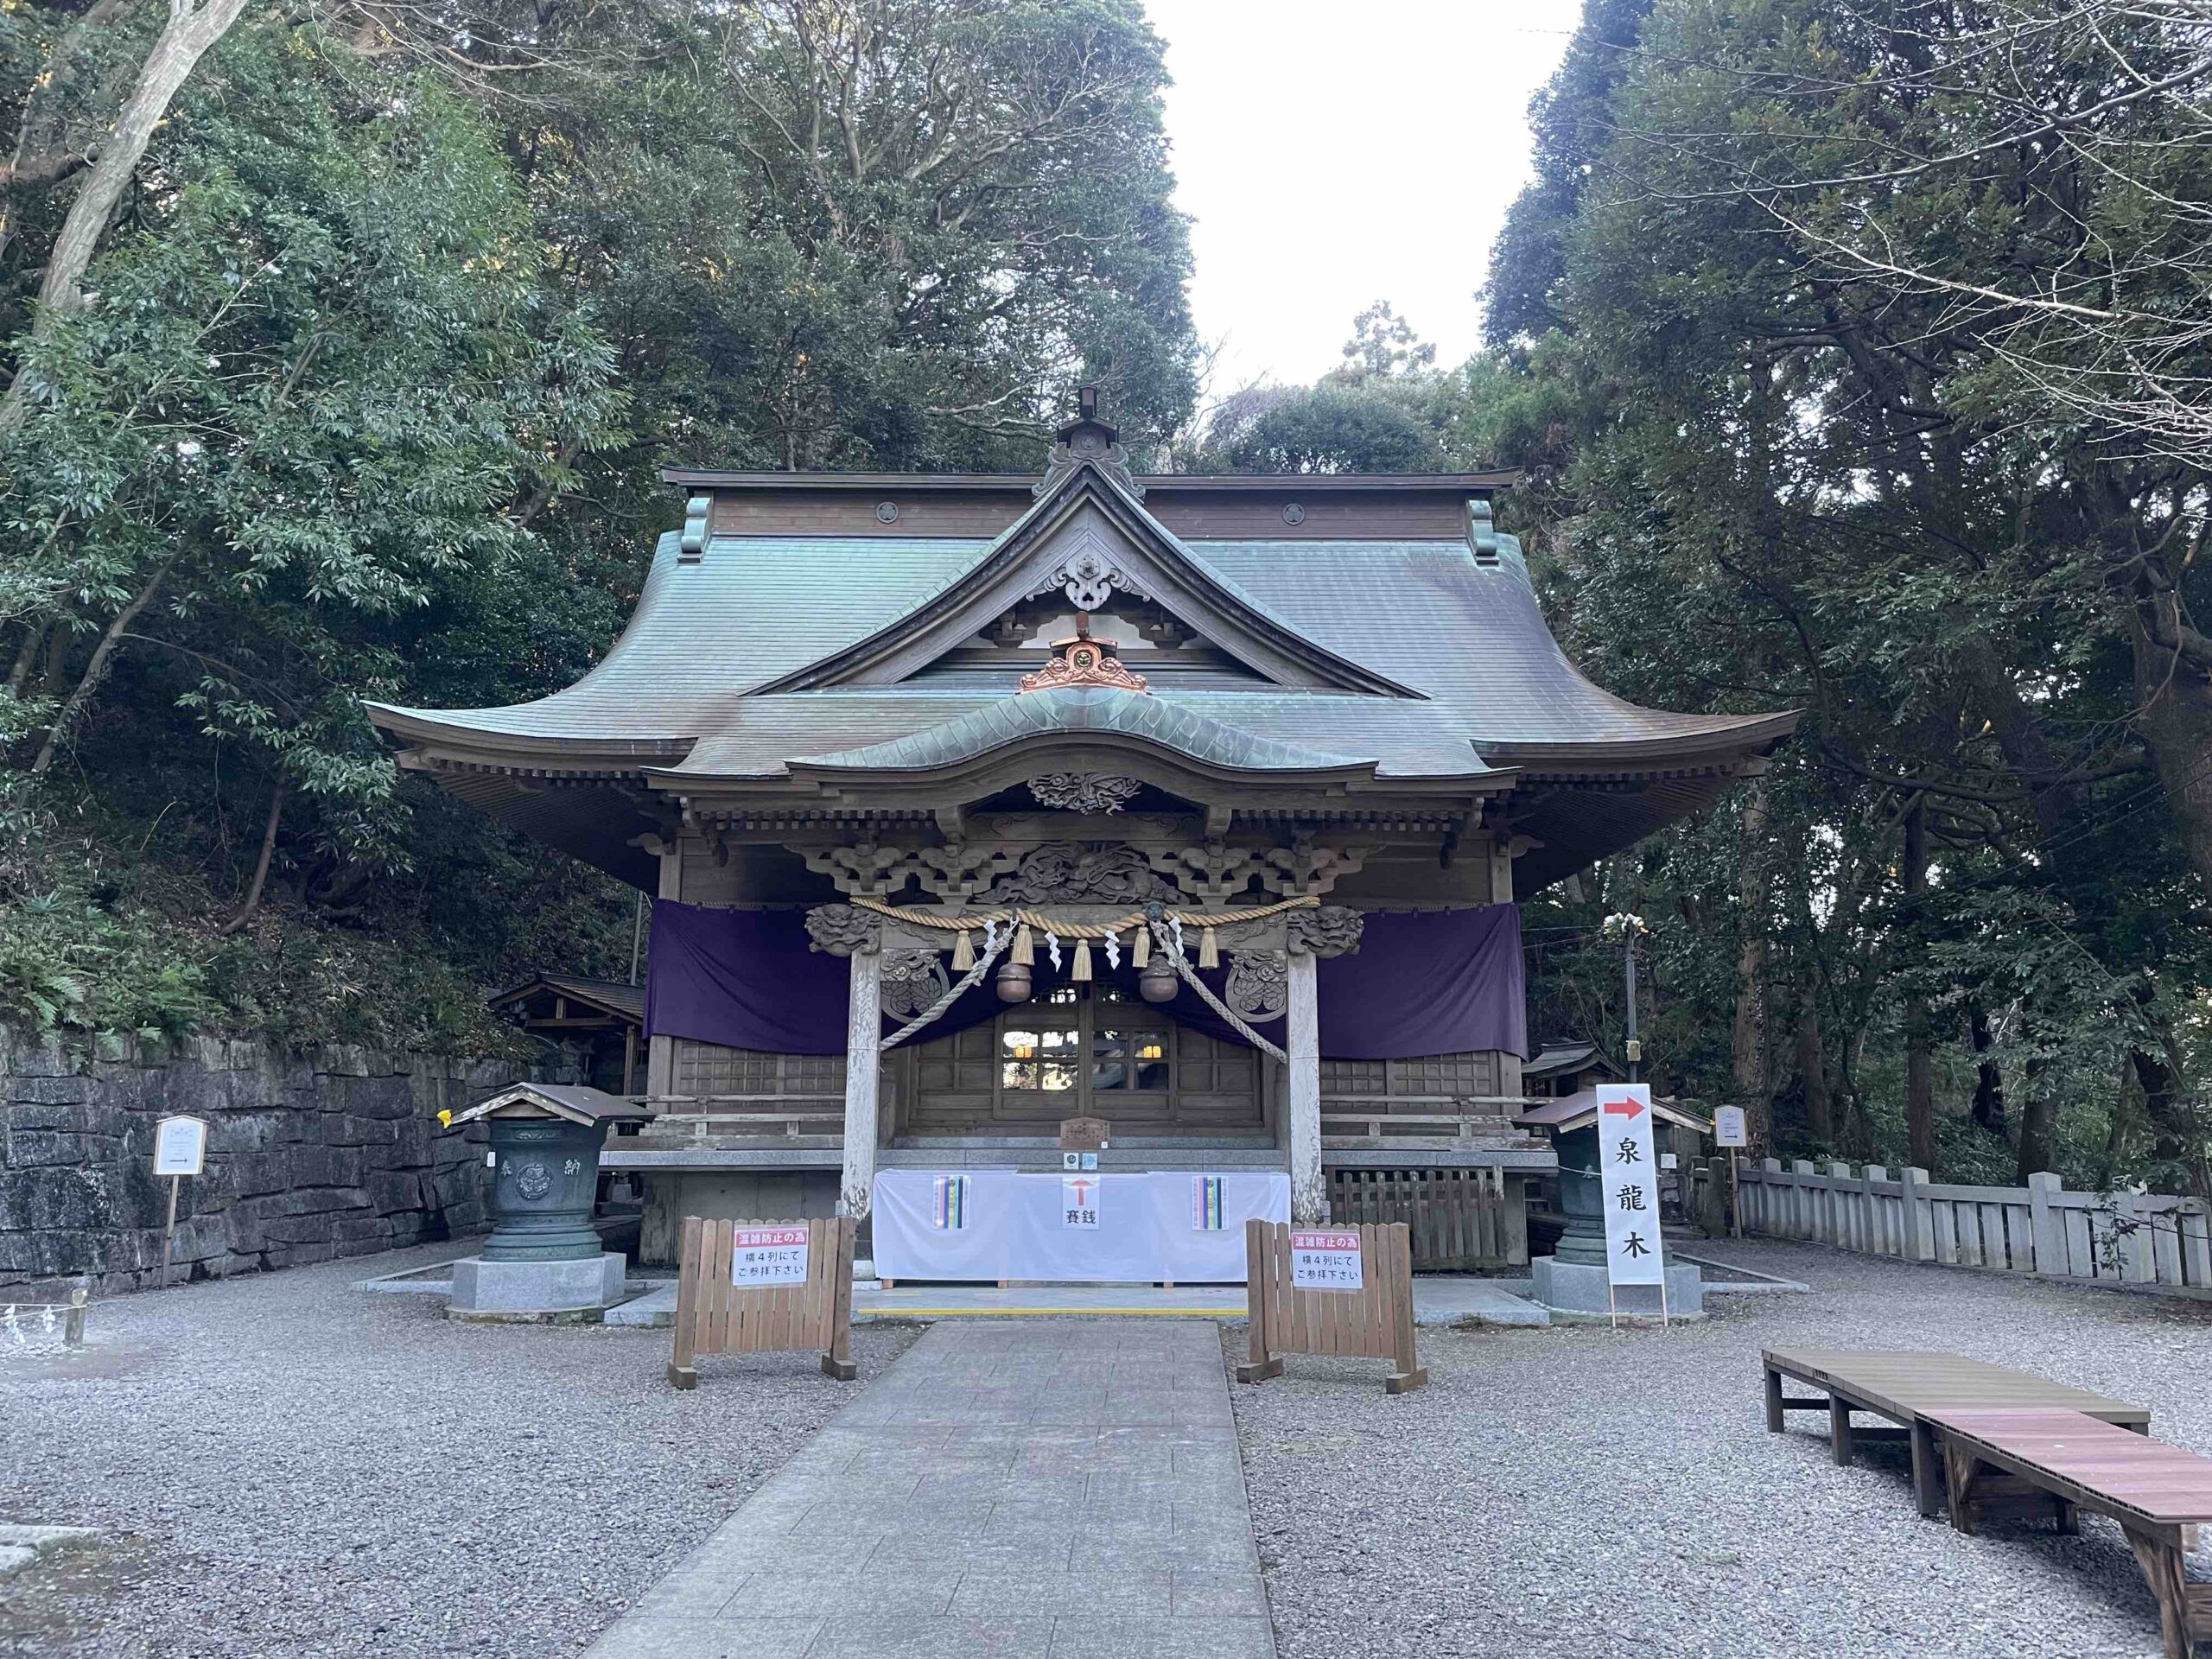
[1238,1220,1425,1394]
[669,1216,856,1388]
[150,1114,210,1287]
[1288,1228,1364,1292]
[1713,1104,1748,1239]
[153,1115,208,1177]
[732,1224,810,1287]
[1596,1084,1669,1324]
[1058,1116,1110,1152]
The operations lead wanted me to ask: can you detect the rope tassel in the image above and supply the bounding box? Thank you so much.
[951,928,975,971]
[1198,925,1219,969]
[1012,925,1034,966]
[1132,926,1149,968]
[1072,938,1093,981]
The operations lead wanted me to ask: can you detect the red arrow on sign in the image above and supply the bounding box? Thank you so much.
[1600,1096,1646,1119]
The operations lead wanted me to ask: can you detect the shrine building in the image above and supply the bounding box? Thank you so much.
[367,394,1794,1272]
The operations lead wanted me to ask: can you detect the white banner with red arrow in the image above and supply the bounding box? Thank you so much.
[1594,1084,1666,1287]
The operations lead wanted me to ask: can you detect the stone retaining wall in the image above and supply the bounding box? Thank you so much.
[1,1027,519,1294]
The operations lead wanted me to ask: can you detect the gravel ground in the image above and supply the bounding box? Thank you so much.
[1227,1239,2212,1659]
[0,1242,917,1658]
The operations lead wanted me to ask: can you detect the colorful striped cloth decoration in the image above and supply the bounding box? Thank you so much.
[1190,1174,1225,1230]
[931,1174,968,1230]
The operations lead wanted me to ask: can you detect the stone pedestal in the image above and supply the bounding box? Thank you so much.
[1529,1254,1704,1321]
[448,1252,629,1323]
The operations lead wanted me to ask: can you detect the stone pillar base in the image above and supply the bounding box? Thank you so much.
[447,1253,629,1323]
[1529,1255,1704,1321]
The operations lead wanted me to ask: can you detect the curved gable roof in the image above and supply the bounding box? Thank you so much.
[788,685,1368,775]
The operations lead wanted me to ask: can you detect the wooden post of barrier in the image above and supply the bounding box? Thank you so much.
[1236,1218,1426,1395]
[666,1215,857,1389]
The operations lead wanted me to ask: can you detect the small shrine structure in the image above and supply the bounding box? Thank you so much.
[369,393,1793,1268]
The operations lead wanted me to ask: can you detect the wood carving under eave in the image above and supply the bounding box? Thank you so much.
[879,950,950,1017]
[1147,840,1258,904]
[978,842,1185,905]
[1225,950,1290,1020]
[805,904,881,956]
[795,842,923,896]
[1259,841,1370,896]
[1287,905,1364,957]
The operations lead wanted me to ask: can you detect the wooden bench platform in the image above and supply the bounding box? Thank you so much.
[1929,1408,2212,1659]
[1763,1347,2151,1516]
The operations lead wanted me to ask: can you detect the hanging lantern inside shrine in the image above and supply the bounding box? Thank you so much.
[1138,957,1178,1004]
[995,958,1033,1003]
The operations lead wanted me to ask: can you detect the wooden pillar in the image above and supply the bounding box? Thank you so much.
[840,945,882,1221]
[1287,949,1324,1224]
[2027,1170,2064,1274]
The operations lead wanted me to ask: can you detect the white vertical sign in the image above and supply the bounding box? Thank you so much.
[1595,1084,1666,1287]
[1713,1105,1747,1149]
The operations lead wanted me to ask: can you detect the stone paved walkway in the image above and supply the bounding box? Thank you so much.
[584,1320,1274,1659]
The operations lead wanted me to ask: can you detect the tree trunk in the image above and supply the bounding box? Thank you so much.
[2016,1058,2056,1186]
[1796,993,1834,1145]
[218,777,288,935]
[1732,773,1770,1122]
[2127,1025,2209,1198]
[1967,1008,2006,1135]
[28,557,171,773]
[5,624,45,696]
[1902,797,1938,1173]
[0,0,251,436]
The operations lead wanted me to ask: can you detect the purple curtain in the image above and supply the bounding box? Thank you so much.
[643,899,1527,1060]
[1317,906,1529,1059]
[644,905,849,1054]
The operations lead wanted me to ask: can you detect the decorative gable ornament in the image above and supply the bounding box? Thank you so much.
[1033,385,1144,500]
[1045,543,1144,611]
[1027,772,1141,814]
[1019,615,1147,695]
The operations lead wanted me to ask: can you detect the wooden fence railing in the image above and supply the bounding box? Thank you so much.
[1737,1159,2212,1290]
[1327,1167,1528,1270]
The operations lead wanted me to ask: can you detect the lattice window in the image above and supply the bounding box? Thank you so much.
[1320,1058,1388,1096]
[917,1025,995,1095]
[1395,1052,1497,1096]
[671,1041,844,1098]
[1179,1031,1255,1095]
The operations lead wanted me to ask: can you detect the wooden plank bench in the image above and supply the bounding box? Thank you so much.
[1763,1347,2151,1516]
[1929,1408,2211,1659]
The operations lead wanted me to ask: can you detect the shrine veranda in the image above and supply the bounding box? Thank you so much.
[369,397,1794,1272]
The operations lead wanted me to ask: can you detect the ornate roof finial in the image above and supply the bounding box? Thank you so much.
[1020,613,1149,695]
[1036,385,1143,500]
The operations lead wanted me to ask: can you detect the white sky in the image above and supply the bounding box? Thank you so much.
[1146,0,1583,395]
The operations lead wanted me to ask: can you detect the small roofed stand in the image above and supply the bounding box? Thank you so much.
[371,393,1795,1274]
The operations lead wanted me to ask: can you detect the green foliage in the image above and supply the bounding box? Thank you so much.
[0,0,1198,1051]
[1476,0,2212,1191]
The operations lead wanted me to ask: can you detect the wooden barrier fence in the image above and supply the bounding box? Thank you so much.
[1327,1167,1525,1269]
[1737,1160,2212,1290]
[1237,1219,1427,1395]
[667,1215,857,1389]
